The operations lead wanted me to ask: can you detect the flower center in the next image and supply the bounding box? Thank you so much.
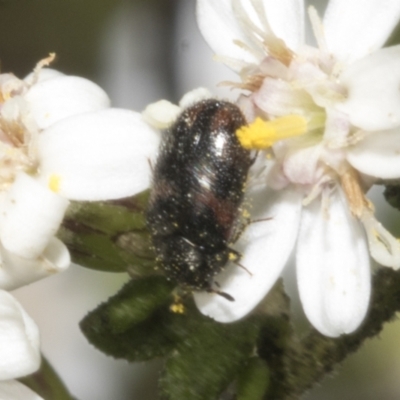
[0,93,38,190]
[231,3,353,194]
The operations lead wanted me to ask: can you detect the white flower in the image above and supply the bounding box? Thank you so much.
[0,290,42,399]
[0,56,160,394]
[0,56,160,290]
[191,0,400,337]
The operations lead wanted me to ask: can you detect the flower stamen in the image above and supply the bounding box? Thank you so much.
[28,53,56,86]
[340,169,400,269]
[236,115,307,149]
[340,168,370,218]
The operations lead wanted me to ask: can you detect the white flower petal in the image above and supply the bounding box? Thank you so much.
[0,96,28,123]
[263,0,305,51]
[0,291,40,380]
[337,45,400,131]
[324,0,400,63]
[323,108,350,146]
[283,143,323,185]
[142,100,181,130]
[24,76,110,130]
[253,77,317,117]
[42,237,71,272]
[0,381,43,400]
[197,0,304,66]
[194,186,303,322]
[0,238,70,291]
[37,108,160,201]
[196,0,260,68]
[179,87,213,108]
[296,190,371,337]
[346,127,400,179]
[0,173,69,259]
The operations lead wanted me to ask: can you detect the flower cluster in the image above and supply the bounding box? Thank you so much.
[0,56,159,396]
[193,0,400,337]
[139,0,400,338]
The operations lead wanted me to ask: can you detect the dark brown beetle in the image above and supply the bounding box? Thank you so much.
[147,99,251,300]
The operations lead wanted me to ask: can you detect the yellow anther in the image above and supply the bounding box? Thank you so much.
[170,303,185,314]
[236,115,308,150]
[242,209,251,219]
[228,252,239,261]
[48,174,61,193]
[0,91,11,103]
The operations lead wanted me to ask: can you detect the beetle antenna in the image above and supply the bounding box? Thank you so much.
[234,261,252,276]
[250,216,273,224]
[207,286,235,302]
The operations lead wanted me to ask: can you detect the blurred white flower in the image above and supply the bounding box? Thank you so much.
[0,55,160,290]
[0,290,41,399]
[0,55,160,394]
[191,0,400,337]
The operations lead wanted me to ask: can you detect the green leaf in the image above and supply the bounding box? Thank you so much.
[105,275,177,332]
[160,309,261,400]
[237,358,270,400]
[58,190,156,273]
[80,276,181,361]
[82,307,184,361]
[81,277,289,399]
[19,356,75,400]
[384,184,400,212]
[69,191,149,234]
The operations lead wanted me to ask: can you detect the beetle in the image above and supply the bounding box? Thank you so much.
[146,99,252,301]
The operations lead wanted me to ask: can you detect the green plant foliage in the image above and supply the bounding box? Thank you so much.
[80,265,400,399]
[59,190,155,273]
[236,357,270,400]
[104,275,176,333]
[20,356,75,400]
[160,313,262,400]
[80,276,179,361]
[81,274,276,399]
